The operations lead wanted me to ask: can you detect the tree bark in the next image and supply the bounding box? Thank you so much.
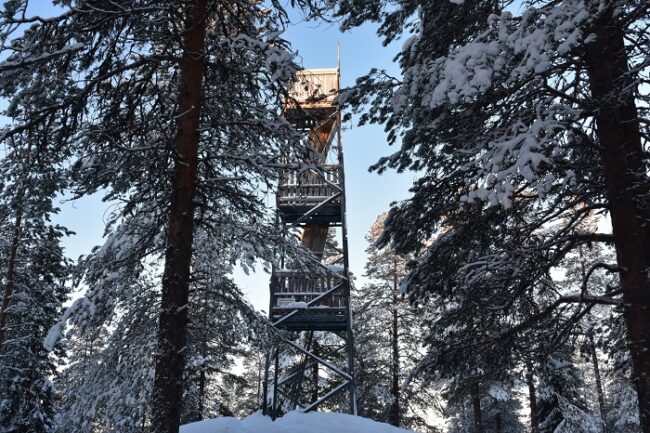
[527,365,538,433]
[583,6,650,433]
[471,382,483,433]
[152,1,207,433]
[590,335,608,428]
[0,210,22,349]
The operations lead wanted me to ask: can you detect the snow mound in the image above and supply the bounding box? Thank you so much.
[180,411,416,433]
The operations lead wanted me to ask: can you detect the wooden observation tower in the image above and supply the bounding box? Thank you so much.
[262,67,356,416]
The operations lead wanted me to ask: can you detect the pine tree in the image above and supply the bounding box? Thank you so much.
[353,213,435,430]
[606,379,641,433]
[336,0,650,429]
[0,224,69,433]
[53,226,273,432]
[600,312,642,433]
[1,2,326,432]
[181,230,269,423]
[233,348,266,417]
[52,275,158,433]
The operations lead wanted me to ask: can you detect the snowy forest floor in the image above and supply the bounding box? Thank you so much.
[180,411,416,433]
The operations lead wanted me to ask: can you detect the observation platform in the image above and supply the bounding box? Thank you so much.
[270,270,348,332]
[277,165,342,225]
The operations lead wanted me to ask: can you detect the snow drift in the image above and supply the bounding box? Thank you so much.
[180,411,416,433]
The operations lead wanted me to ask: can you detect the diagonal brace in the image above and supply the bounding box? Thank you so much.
[285,339,352,381]
[273,282,345,327]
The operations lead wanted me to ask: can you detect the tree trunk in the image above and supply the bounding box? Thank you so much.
[389,263,400,427]
[257,355,262,405]
[471,382,483,433]
[495,412,503,433]
[0,210,22,349]
[152,1,207,433]
[141,408,147,433]
[590,335,607,428]
[197,369,206,420]
[527,365,538,433]
[311,340,319,404]
[583,7,650,433]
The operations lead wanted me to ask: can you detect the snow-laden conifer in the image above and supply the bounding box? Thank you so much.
[0,1,329,431]
[336,0,650,430]
[0,133,70,433]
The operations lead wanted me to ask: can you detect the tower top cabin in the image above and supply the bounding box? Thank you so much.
[287,68,339,107]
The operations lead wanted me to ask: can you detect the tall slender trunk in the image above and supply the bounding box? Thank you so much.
[580,246,608,428]
[257,355,262,404]
[197,369,206,420]
[527,365,538,433]
[311,340,319,404]
[0,210,22,349]
[196,277,210,421]
[389,260,400,427]
[152,2,207,433]
[471,382,483,433]
[583,7,650,433]
[590,335,607,428]
[495,412,503,433]
[141,404,147,433]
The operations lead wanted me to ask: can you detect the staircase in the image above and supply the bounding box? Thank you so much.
[262,67,356,417]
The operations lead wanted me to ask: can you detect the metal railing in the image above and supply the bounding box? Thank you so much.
[270,270,347,311]
[277,166,341,207]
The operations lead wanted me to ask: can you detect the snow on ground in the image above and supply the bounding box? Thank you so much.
[180,411,416,433]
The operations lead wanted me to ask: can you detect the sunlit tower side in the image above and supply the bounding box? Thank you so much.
[262,66,356,416]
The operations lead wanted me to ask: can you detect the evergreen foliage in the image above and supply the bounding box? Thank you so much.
[445,383,524,433]
[52,228,274,432]
[0,1,648,432]
[336,0,650,430]
[0,1,329,432]
[0,136,70,433]
[353,213,436,431]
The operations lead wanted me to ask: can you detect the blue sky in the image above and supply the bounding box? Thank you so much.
[12,3,415,311]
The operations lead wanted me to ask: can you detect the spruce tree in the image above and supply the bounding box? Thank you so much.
[534,352,602,433]
[0,136,70,433]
